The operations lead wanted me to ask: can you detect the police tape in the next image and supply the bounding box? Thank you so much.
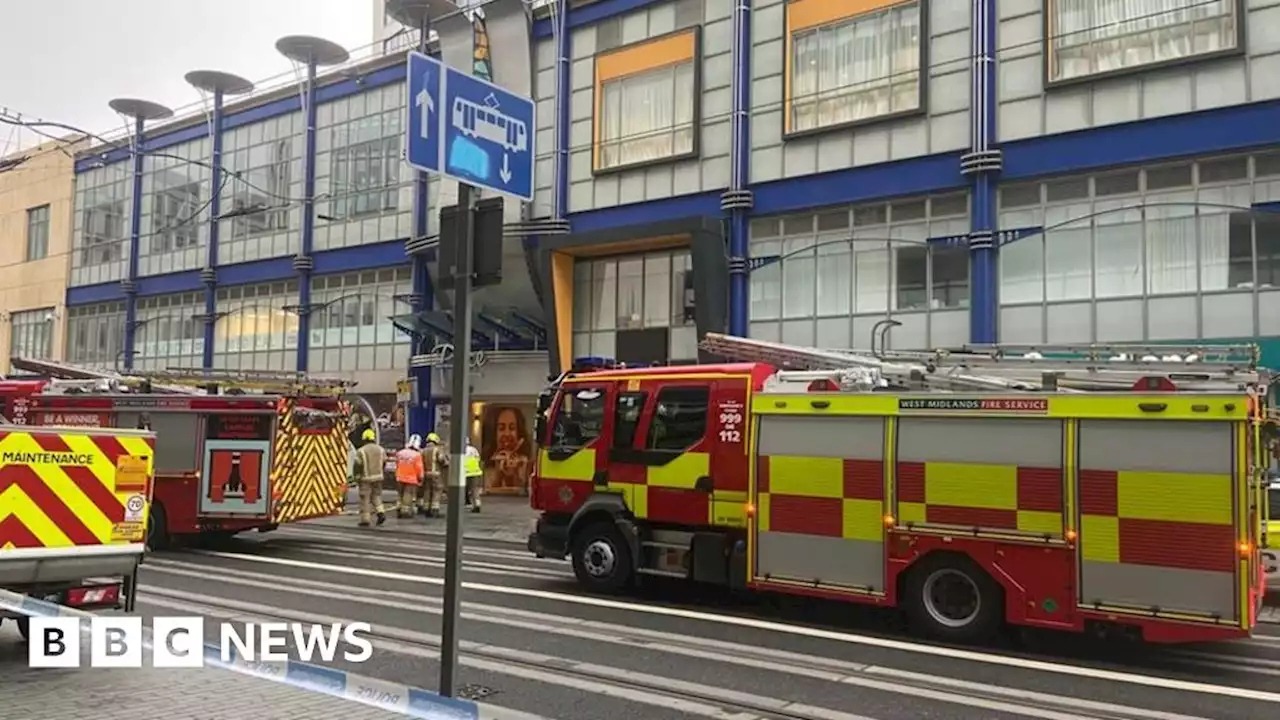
[0,589,480,720]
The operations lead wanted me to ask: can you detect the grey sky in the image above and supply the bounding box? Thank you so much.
[1,0,374,151]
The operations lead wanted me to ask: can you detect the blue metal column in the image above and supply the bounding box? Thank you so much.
[409,24,435,438]
[295,60,319,372]
[723,0,753,337]
[122,116,146,370]
[962,0,1001,344]
[554,0,571,220]
[202,89,225,369]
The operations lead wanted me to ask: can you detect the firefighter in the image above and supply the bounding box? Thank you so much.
[354,428,387,527]
[464,439,483,513]
[395,434,425,518]
[419,432,446,517]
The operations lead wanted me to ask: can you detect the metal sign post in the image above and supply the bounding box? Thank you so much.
[440,180,474,697]
[393,0,518,699]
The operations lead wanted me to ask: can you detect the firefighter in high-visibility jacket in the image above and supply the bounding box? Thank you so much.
[395,434,425,518]
[355,429,387,527]
[464,440,483,513]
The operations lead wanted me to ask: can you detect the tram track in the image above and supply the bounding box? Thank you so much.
[134,558,1254,720]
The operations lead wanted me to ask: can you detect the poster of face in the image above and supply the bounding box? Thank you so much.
[480,404,533,494]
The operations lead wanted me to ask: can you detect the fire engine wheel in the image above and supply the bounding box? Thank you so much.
[905,556,1003,643]
[571,522,633,593]
[147,503,170,551]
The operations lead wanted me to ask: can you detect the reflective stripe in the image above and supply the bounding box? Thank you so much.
[0,430,153,550]
[753,414,887,592]
[1077,419,1239,621]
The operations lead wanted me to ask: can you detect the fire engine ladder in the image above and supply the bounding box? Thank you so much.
[127,367,357,396]
[698,333,1265,393]
[7,356,201,394]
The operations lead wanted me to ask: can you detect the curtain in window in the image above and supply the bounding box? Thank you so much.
[791,3,920,132]
[1144,194,1197,295]
[599,62,696,169]
[1196,187,1239,292]
[1050,0,1235,81]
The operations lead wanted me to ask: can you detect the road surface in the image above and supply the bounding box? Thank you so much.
[7,517,1280,719]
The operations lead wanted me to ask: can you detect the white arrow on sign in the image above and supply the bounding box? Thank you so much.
[499,154,512,183]
[415,85,434,141]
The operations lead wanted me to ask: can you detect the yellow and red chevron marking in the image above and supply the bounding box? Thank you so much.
[270,398,349,524]
[0,429,154,550]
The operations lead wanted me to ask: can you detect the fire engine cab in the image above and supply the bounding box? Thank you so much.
[528,333,1271,645]
[2,359,354,547]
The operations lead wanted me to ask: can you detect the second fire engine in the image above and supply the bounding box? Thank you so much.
[528,332,1270,645]
[2,360,354,547]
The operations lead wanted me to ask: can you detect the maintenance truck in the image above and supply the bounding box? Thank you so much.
[0,423,155,640]
[527,331,1270,644]
[4,359,355,548]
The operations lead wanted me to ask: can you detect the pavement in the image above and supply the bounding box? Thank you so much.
[334,491,534,544]
[5,506,1280,719]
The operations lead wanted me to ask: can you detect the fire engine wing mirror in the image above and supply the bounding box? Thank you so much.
[546,446,578,461]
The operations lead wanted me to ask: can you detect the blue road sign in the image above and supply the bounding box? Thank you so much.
[440,66,535,202]
[405,51,444,174]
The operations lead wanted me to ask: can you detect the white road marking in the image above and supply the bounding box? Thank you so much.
[144,560,1202,719]
[139,592,865,720]
[189,549,1280,703]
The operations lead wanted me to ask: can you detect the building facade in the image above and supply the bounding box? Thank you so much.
[0,138,81,376]
[57,0,1280,419]
[522,0,1280,370]
[64,3,548,413]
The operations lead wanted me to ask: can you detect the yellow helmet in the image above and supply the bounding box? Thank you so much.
[426,432,441,444]
[361,428,376,442]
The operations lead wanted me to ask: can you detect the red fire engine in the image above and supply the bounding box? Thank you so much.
[528,333,1270,645]
[1,359,353,548]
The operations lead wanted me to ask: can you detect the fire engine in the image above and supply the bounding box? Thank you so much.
[2,358,354,548]
[527,331,1271,644]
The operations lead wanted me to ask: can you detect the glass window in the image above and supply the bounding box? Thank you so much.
[65,302,125,369]
[1045,204,1092,301]
[552,387,607,448]
[853,242,890,313]
[616,258,644,328]
[895,244,928,310]
[613,391,647,449]
[25,205,49,261]
[782,236,816,318]
[1257,215,1280,288]
[930,244,969,308]
[789,2,921,133]
[1144,192,1197,295]
[646,386,708,451]
[139,140,210,275]
[1094,201,1144,298]
[330,134,400,219]
[304,268,411,374]
[749,241,782,321]
[1047,0,1238,83]
[643,254,671,327]
[816,233,852,316]
[596,60,696,171]
[10,308,54,360]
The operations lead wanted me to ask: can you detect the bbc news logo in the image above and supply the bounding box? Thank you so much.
[28,616,373,668]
